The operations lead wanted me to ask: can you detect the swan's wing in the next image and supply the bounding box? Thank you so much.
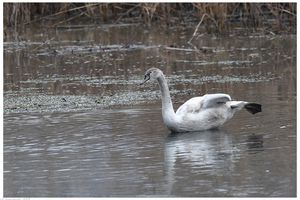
[201,93,231,109]
[176,97,204,115]
[176,93,231,115]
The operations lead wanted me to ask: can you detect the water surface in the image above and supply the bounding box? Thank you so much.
[4,23,296,197]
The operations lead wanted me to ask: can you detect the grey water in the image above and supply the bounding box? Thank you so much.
[4,23,296,197]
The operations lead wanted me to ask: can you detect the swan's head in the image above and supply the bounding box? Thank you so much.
[140,68,163,85]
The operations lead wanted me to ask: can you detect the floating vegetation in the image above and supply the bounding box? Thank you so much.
[168,73,276,85]
[3,90,166,114]
[174,60,253,66]
[4,70,277,114]
[3,40,161,55]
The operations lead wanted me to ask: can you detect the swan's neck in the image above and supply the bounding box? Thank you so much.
[157,75,177,129]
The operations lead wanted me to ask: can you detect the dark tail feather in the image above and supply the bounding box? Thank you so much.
[245,103,262,114]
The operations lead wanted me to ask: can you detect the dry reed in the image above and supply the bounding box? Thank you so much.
[3,3,296,34]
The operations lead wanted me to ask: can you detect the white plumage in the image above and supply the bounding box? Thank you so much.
[141,68,261,133]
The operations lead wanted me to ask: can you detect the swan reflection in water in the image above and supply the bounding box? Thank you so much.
[163,129,264,195]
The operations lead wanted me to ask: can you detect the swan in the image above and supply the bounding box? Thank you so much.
[140,67,262,133]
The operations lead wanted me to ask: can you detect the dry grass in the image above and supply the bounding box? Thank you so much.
[3,3,296,34]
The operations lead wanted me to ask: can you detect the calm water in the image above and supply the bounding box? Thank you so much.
[4,24,296,197]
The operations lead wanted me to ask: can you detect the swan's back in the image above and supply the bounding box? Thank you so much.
[176,93,231,116]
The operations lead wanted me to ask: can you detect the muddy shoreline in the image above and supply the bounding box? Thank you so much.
[3,91,162,114]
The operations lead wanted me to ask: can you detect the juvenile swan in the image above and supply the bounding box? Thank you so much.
[140,68,262,132]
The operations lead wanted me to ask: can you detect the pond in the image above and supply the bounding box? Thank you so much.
[4,23,296,197]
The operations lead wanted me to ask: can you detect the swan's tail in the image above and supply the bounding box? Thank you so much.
[244,103,262,114]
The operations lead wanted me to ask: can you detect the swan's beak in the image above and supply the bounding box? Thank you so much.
[140,75,150,85]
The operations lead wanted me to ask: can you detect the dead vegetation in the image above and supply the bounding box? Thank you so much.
[4,3,296,34]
